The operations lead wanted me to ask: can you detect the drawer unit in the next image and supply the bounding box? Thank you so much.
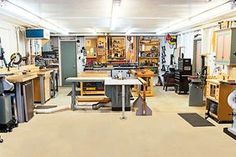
[205,80,235,123]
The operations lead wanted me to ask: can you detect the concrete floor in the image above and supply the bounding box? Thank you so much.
[0,87,235,157]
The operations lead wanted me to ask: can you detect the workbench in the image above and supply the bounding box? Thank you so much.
[7,73,38,123]
[66,76,111,110]
[32,69,54,104]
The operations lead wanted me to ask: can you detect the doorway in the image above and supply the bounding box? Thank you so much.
[60,41,77,86]
[193,39,202,74]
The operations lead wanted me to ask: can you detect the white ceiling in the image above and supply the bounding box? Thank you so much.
[1,0,231,33]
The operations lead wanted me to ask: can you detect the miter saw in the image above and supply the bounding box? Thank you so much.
[0,38,22,70]
[224,89,236,140]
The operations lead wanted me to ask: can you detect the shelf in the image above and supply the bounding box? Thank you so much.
[108,60,126,62]
[140,42,159,45]
[140,51,159,53]
[206,96,219,103]
[82,91,105,95]
[205,111,218,119]
[86,56,97,59]
[139,66,158,68]
[139,57,159,59]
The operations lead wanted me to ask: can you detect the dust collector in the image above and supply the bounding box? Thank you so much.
[0,77,16,132]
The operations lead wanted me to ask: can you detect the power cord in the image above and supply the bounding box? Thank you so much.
[0,135,3,143]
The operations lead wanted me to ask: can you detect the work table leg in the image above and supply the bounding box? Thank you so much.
[52,71,56,98]
[121,85,126,119]
[15,83,25,123]
[40,76,45,105]
[71,82,76,110]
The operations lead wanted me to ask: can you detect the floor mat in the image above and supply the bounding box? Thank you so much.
[35,105,58,109]
[178,113,215,127]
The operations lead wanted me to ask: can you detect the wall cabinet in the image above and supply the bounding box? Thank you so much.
[215,28,236,65]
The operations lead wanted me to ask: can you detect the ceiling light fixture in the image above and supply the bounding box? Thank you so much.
[110,0,122,31]
[157,0,236,35]
[0,0,68,34]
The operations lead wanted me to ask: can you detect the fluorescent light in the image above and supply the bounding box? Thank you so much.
[157,0,236,35]
[0,0,68,34]
[110,0,122,31]
[113,0,121,6]
[88,28,97,34]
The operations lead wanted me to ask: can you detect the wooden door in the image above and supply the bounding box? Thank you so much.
[193,39,202,74]
[222,31,231,62]
[216,32,224,62]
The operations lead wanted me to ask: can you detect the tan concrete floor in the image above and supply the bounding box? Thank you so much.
[0,87,235,157]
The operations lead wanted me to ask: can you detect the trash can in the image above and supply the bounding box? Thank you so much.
[189,79,204,106]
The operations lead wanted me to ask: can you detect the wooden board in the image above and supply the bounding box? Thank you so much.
[76,96,109,102]
[78,71,109,77]
[7,74,38,83]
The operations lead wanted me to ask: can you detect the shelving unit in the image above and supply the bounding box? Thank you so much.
[85,37,97,65]
[108,36,126,63]
[138,37,160,74]
[97,36,107,63]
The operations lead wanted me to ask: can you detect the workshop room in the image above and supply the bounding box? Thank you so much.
[0,0,236,156]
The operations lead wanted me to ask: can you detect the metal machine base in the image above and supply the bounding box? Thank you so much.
[0,118,17,133]
[223,128,236,140]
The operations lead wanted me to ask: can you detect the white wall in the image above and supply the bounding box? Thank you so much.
[0,21,17,65]
[76,37,85,75]
[177,31,201,60]
[0,20,26,66]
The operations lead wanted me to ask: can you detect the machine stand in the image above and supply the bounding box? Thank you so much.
[224,111,236,140]
[134,95,152,116]
[223,128,236,140]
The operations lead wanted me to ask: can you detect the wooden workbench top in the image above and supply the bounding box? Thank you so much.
[1,65,55,82]
[206,79,236,85]
[7,74,38,83]
[220,80,236,85]
[206,79,221,85]
[78,71,110,77]
[131,69,154,77]
[66,77,111,82]
[34,69,54,76]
